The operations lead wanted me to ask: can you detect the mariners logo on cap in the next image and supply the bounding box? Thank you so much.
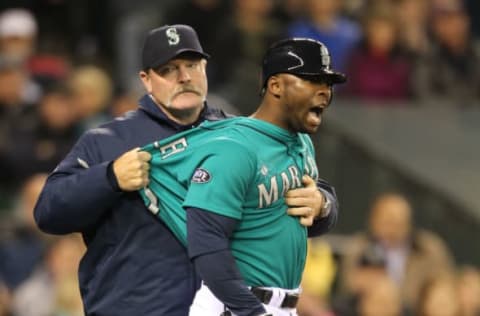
[319,45,331,68]
[166,27,180,46]
[287,51,304,70]
[192,168,211,183]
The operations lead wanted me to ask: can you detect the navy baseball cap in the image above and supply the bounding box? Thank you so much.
[141,24,210,70]
[261,38,346,87]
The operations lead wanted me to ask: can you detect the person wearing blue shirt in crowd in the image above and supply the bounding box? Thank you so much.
[287,0,360,72]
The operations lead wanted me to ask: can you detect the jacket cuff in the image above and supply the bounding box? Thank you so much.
[107,161,122,192]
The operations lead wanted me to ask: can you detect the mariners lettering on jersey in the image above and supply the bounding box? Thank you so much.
[166,27,180,45]
[154,137,188,159]
[144,187,159,215]
[304,155,319,181]
[258,165,302,208]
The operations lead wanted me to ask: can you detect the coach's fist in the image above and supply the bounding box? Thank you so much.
[113,147,151,191]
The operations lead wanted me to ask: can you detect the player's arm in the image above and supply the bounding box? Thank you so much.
[34,131,149,234]
[187,207,267,316]
[184,141,266,315]
[285,176,338,236]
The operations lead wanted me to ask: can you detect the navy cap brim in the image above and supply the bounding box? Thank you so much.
[148,49,210,69]
[299,70,347,84]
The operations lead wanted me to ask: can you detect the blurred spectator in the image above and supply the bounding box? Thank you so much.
[0,281,12,316]
[28,54,70,91]
[0,8,42,104]
[209,0,281,115]
[394,0,431,57]
[109,89,138,118]
[286,0,361,72]
[272,0,306,26]
[412,1,480,106]
[466,0,480,38]
[332,244,390,316]
[68,64,113,130]
[0,8,37,63]
[357,275,403,316]
[456,266,480,316]
[416,274,461,316]
[165,0,229,54]
[342,0,365,19]
[297,238,337,316]
[0,55,32,118]
[339,193,454,311]
[0,174,49,291]
[0,56,24,161]
[0,83,78,190]
[11,234,85,316]
[343,5,412,101]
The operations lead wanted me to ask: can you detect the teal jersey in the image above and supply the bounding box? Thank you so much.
[140,117,319,289]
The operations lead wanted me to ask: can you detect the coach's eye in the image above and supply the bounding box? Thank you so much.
[155,65,177,76]
[186,61,200,69]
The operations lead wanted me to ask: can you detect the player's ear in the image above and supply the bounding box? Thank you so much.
[139,70,152,93]
[267,75,281,98]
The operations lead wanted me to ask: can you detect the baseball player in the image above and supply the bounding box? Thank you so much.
[140,38,346,316]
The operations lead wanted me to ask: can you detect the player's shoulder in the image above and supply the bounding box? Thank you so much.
[198,116,242,130]
[202,133,253,154]
[199,121,257,158]
[199,117,252,144]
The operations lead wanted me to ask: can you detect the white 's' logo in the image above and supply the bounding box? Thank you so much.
[166,27,180,46]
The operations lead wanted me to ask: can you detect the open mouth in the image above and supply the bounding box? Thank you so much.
[309,105,325,117]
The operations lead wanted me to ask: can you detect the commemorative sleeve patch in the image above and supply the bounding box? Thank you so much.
[191,168,211,183]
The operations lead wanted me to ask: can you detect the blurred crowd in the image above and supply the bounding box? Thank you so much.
[0,0,479,315]
[300,193,480,316]
[155,0,480,112]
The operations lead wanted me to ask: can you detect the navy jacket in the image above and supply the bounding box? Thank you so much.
[34,94,338,315]
[34,95,229,316]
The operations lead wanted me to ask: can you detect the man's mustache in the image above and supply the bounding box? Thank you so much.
[174,85,201,97]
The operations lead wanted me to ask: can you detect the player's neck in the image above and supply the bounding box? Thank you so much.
[251,101,289,131]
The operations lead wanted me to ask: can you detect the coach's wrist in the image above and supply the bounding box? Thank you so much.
[106,161,122,192]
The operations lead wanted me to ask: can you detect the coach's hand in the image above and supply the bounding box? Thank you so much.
[285,175,324,227]
[113,147,151,191]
